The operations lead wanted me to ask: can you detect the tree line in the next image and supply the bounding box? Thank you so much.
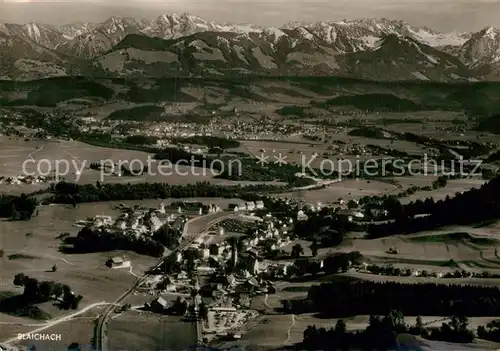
[60,226,165,257]
[301,310,476,350]
[13,273,83,309]
[291,251,363,277]
[0,194,37,220]
[46,181,288,204]
[154,147,333,185]
[367,175,500,238]
[283,279,500,317]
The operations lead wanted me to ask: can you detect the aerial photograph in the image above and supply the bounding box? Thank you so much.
[1,0,500,350]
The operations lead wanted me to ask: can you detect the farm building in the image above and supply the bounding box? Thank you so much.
[106,256,131,269]
[255,200,264,209]
[337,209,364,222]
[172,201,204,215]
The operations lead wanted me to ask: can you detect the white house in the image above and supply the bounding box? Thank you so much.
[297,210,308,221]
[255,200,264,209]
[176,252,183,263]
[246,202,256,211]
[199,248,210,259]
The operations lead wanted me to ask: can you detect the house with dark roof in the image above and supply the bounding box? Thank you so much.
[106,256,130,269]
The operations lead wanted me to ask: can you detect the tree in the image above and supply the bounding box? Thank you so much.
[416,316,423,329]
[335,319,347,334]
[23,277,40,301]
[186,256,196,278]
[199,302,209,320]
[13,273,26,286]
[52,264,57,272]
[49,283,62,299]
[190,288,199,298]
[11,204,19,220]
[39,281,53,301]
[291,244,304,259]
[310,241,319,257]
[347,200,358,209]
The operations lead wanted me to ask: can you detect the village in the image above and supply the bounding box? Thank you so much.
[72,189,500,344]
[68,198,332,343]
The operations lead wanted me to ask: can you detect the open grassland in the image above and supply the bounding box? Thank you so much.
[14,318,97,351]
[276,175,485,205]
[399,178,487,204]
[335,226,500,273]
[250,279,500,350]
[218,314,500,350]
[332,129,432,155]
[229,280,500,350]
[0,202,159,322]
[107,311,197,351]
[276,179,397,203]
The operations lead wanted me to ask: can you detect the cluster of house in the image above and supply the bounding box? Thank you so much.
[181,145,210,154]
[172,201,222,216]
[73,201,225,241]
[73,203,187,239]
[0,175,52,185]
[228,201,264,212]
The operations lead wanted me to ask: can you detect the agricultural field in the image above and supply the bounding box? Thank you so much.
[107,311,197,351]
[0,202,158,326]
[0,137,282,194]
[216,313,500,350]
[335,226,500,273]
[277,179,398,203]
[14,316,98,350]
[399,178,486,203]
[240,138,392,170]
[224,279,500,350]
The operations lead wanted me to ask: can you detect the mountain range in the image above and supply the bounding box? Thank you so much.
[1,13,499,81]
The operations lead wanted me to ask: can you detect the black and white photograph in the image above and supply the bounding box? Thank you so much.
[1,0,500,350]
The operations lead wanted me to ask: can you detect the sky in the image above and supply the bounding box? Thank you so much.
[0,0,499,32]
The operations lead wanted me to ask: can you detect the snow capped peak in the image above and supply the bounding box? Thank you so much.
[459,26,500,67]
[263,27,286,40]
[484,26,495,33]
[24,23,41,41]
[481,26,499,39]
[281,21,309,30]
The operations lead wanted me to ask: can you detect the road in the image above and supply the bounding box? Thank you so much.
[97,211,235,351]
[1,302,119,345]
